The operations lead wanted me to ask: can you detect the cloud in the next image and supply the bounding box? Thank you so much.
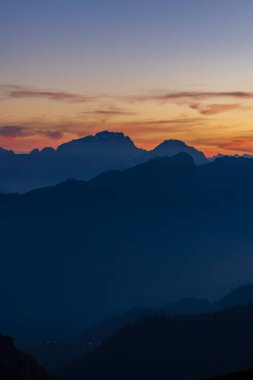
[216,137,253,153]
[0,125,30,138]
[83,106,136,117]
[128,117,204,125]
[188,132,253,154]
[112,117,206,144]
[0,125,64,139]
[40,130,64,139]
[0,84,98,103]
[128,91,253,103]
[190,103,251,115]
[2,85,253,108]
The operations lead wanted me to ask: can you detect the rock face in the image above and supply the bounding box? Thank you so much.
[0,335,57,379]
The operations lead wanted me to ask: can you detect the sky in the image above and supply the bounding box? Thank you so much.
[1,0,253,155]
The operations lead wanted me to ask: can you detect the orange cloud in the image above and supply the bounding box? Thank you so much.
[0,125,32,137]
[216,138,253,153]
[129,91,253,103]
[126,117,204,125]
[0,125,64,139]
[190,103,251,115]
[82,106,136,117]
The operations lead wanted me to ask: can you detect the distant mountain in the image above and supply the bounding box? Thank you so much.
[0,335,56,380]
[163,297,212,314]
[0,147,15,156]
[150,139,207,165]
[0,131,208,193]
[0,152,200,216]
[209,152,253,162]
[57,131,141,156]
[215,285,253,310]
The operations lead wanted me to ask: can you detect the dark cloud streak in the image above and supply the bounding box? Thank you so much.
[129,91,253,103]
[128,117,204,125]
[190,103,251,115]
[0,125,64,139]
[83,107,136,117]
[0,85,98,103]
[0,125,30,138]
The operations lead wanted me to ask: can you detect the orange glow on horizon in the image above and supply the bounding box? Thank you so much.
[2,126,253,158]
[1,89,253,157]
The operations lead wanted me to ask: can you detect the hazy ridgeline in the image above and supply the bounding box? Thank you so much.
[1,147,253,347]
[2,134,253,379]
[0,131,207,193]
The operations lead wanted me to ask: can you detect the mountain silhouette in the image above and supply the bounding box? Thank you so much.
[57,131,141,156]
[0,131,208,193]
[59,305,253,380]
[2,154,253,348]
[205,368,253,379]
[0,335,56,380]
[215,285,253,310]
[149,139,207,164]
[32,285,253,371]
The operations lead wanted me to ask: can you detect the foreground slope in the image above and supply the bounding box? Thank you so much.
[206,368,253,379]
[32,285,253,371]
[0,335,56,380]
[60,305,253,380]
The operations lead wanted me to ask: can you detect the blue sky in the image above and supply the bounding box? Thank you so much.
[1,0,253,154]
[1,0,253,91]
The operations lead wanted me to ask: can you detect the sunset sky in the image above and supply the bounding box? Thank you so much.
[1,0,253,156]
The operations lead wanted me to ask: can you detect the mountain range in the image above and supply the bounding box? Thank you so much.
[1,153,253,349]
[0,131,207,193]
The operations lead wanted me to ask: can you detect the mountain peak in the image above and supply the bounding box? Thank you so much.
[160,139,188,147]
[151,139,207,165]
[57,130,138,154]
[0,147,14,156]
[94,130,127,141]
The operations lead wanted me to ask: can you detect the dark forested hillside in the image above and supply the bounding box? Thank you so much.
[205,368,253,379]
[0,335,56,380]
[60,305,253,380]
[32,285,253,371]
